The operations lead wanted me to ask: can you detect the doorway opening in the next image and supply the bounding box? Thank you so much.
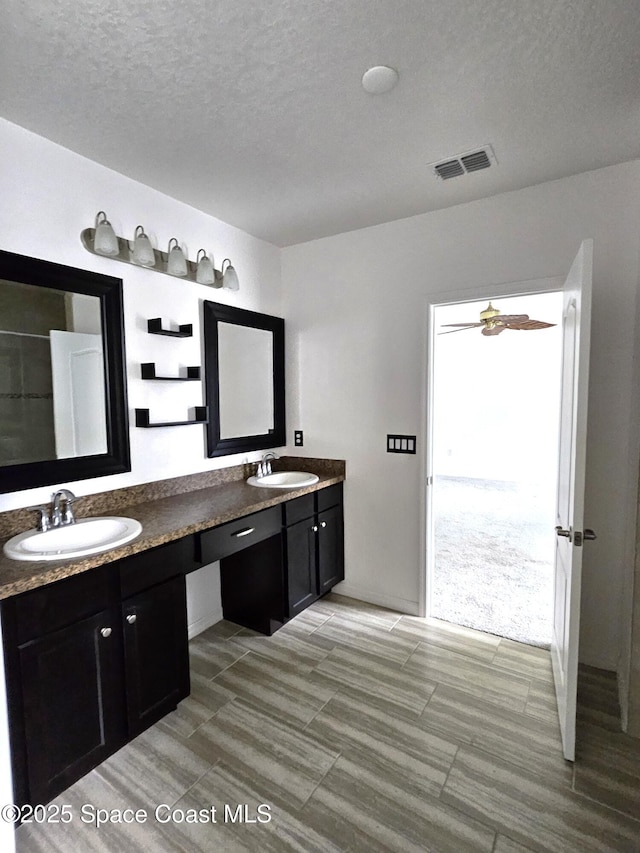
[428,291,564,647]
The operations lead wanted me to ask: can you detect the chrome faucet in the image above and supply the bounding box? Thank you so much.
[29,489,79,531]
[51,489,78,527]
[256,452,279,478]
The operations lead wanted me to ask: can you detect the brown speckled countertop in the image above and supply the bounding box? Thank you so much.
[0,457,345,600]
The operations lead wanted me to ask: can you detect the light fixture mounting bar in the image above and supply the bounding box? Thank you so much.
[80,228,225,288]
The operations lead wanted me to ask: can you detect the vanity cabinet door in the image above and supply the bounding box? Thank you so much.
[285,516,319,617]
[18,608,126,805]
[121,575,190,737]
[317,503,344,594]
[283,485,344,620]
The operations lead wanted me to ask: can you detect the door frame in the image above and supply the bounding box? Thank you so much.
[419,275,564,618]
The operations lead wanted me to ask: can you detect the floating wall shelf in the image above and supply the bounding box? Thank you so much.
[147,318,193,337]
[135,407,208,428]
[81,229,225,288]
[141,364,201,381]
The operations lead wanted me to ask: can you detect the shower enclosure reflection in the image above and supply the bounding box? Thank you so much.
[0,281,107,466]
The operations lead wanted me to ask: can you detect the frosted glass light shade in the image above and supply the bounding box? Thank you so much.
[132,225,156,266]
[221,259,239,291]
[93,211,119,256]
[196,249,215,285]
[167,238,188,277]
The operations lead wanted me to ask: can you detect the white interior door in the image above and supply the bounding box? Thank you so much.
[50,331,108,458]
[551,239,594,762]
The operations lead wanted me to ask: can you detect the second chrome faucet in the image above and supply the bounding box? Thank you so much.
[256,452,279,479]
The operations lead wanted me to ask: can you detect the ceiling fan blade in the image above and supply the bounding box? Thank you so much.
[438,326,478,335]
[503,319,556,330]
[481,325,505,336]
[493,314,529,324]
[440,322,483,328]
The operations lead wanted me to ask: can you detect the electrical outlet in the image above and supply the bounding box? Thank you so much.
[294,430,304,447]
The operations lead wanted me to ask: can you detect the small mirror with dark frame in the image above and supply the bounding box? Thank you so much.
[0,250,130,492]
[203,301,285,457]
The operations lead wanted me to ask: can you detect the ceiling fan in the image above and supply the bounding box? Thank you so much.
[440,302,556,336]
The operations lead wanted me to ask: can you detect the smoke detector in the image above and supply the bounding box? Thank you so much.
[361,66,399,94]
[429,145,497,180]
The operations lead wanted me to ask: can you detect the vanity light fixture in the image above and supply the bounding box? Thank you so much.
[132,226,156,267]
[195,249,217,286]
[166,238,188,277]
[221,259,239,291]
[80,213,237,290]
[93,211,119,256]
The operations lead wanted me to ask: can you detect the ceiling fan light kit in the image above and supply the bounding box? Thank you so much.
[440,302,556,336]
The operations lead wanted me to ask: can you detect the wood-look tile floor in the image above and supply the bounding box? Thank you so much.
[16,594,640,852]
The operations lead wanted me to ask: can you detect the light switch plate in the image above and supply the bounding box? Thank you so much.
[387,434,416,454]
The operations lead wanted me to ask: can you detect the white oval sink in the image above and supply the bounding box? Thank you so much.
[3,517,143,562]
[247,471,320,489]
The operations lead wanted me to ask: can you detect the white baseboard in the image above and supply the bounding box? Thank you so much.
[332,581,419,616]
[188,607,223,640]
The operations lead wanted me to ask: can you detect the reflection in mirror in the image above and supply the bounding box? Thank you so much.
[218,322,274,439]
[0,281,107,466]
[0,250,130,492]
[204,301,285,458]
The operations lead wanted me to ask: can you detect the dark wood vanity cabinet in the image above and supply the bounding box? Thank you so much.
[1,540,192,807]
[283,484,344,618]
[118,538,191,736]
[1,480,344,807]
[121,574,190,737]
[17,606,126,806]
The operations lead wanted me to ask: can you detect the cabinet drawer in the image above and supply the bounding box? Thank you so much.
[13,566,114,645]
[282,494,315,527]
[317,483,343,512]
[119,537,194,598]
[196,506,281,564]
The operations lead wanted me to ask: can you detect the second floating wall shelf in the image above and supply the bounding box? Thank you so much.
[141,364,201,381]
[135,407,208,428]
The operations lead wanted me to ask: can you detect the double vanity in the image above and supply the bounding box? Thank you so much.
[0,458,345,809]
[0,250,344,815]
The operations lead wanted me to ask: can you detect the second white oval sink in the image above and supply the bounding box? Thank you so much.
[247,471,320,489]
[3,517,143,561]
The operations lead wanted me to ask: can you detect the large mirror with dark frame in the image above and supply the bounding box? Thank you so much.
[203,301,285,457]
[0,250,130,492]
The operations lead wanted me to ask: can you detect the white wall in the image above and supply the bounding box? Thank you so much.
[0,117,284,512]
[282,161,640,671]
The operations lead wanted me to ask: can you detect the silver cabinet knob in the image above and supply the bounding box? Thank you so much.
[100,627,112,638]
[312,525,319,532]
[126,613,137,624]
[321,521,327,528]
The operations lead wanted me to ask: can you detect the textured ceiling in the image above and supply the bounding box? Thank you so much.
[2,0,640,246]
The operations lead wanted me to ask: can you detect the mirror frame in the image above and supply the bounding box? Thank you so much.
[203,301,285,458]
[0,250,131,493]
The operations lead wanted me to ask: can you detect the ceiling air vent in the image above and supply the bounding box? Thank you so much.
[434,159,465,180]
[460,150,491,172]
[430,145,496,180]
